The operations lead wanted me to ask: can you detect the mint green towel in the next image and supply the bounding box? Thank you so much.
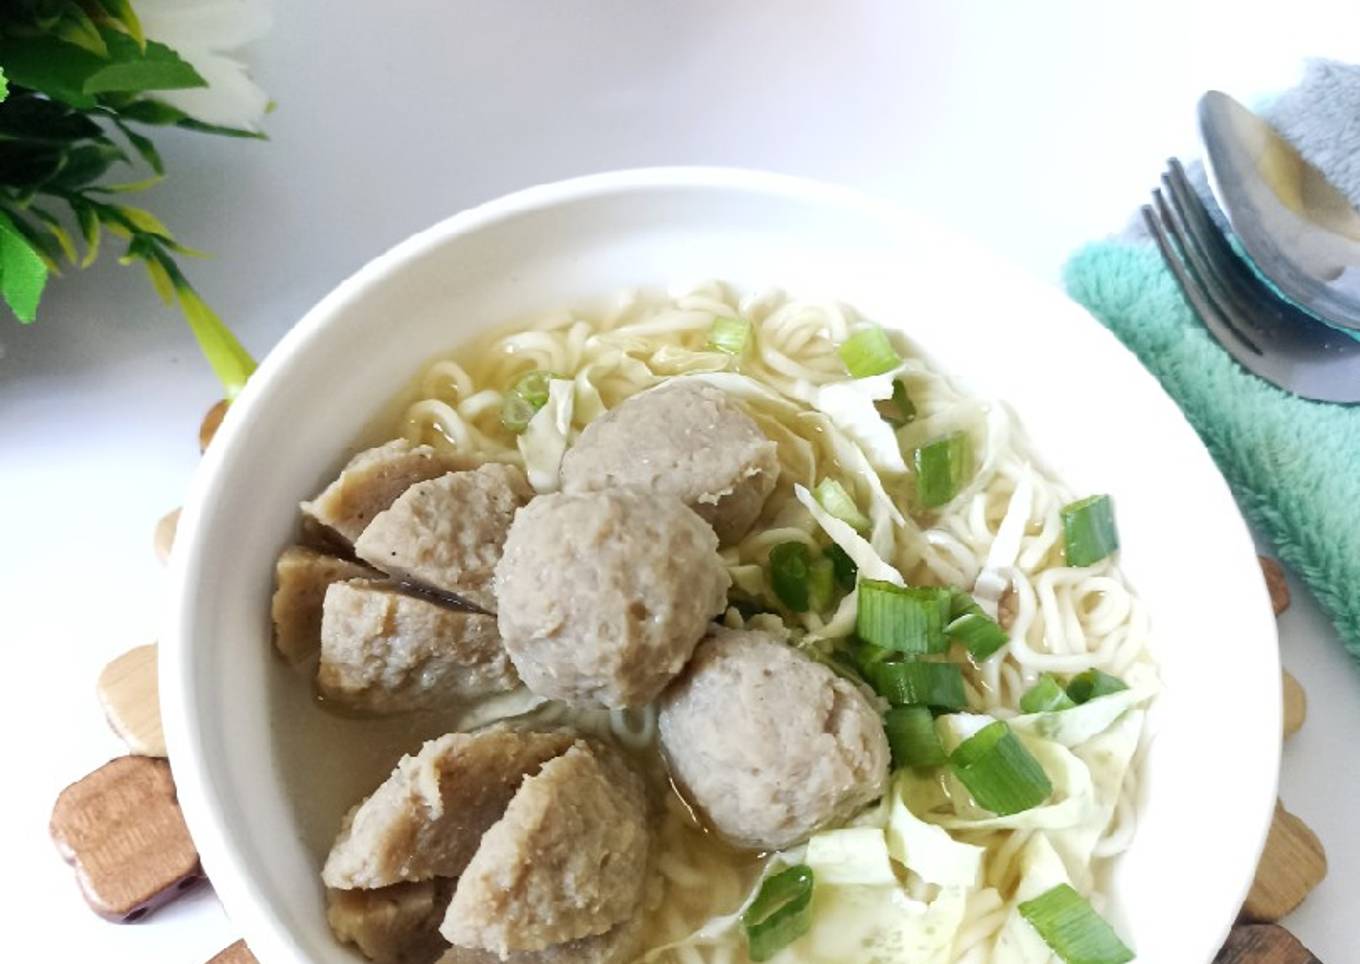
[1063,241,1360,660]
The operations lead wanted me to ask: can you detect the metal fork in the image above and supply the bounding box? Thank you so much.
[1142,157,1360,403]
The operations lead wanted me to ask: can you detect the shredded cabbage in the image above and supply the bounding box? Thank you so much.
[802,369,909,475]
[989,834,1075,963]
[885,773,985,888]
[795,483,903,585]
[517,378,575,492]
[1008,664,1157,748]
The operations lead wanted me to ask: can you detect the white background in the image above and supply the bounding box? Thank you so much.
[3,2,1359,961]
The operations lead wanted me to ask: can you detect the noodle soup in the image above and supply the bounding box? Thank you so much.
[271,281,1154,964]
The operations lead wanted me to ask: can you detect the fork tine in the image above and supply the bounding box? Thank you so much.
[1164,159,1322,336]
[1141,200,1260,357]
[1154,182,1264,354]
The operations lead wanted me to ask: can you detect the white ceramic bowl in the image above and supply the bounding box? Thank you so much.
[162,168,1279,964]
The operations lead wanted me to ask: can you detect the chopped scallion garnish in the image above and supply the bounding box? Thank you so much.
[500,369,556,434]
[769,542,811,613]
[742,864,815,962]
[885,705,948,769]
[1066,669,1128,704]
[913,432,973,508]
[814,477,870,532]
[1061,495,1119,566]
[838,325,902,378]
[876,378,916,427]
[856,580,952,655]
[950,720,1052,815]
[1019,675,1077,714]
[947,590,1008,661]
[708,315,752,357]
[1018,883,1134,964]
[823,543,858,590]
[807,556,836,612]
[868,660,966,709]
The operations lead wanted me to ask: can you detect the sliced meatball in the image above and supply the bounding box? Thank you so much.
[436,914,645,964]
[271,545,376,664]
[303,439,466,544]
[495,490,730,708]
[560,379,780,543]
[322,725,576,889]
[317,580,518,714]
[440,742,650,956]
[658,627,890,851]
[355,463,534,612]
[326,879,454,964]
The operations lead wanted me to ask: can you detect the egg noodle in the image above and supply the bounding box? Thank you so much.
[398,282,1156,963]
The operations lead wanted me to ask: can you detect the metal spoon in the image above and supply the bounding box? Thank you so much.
[1198,89,1360,332]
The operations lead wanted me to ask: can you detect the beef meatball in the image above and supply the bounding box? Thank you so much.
[559,380,780,544]
[658,627,890,851]
[495,490,730,708]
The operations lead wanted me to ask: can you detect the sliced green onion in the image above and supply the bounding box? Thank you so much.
[913,432,973,508]
[1020,675,1077,714]
[838,325,901,378]
[947,591,1008,662]
[856,580,952,655]
[708,315,752,357]
[769,542,811,612]
[742,864,814,962]
[876,377,916,428]
[1018,883,1134,964]
[500,369,556,433]
[868,660,966,709]
[807,556,836,612]
[1061,495,1119,567]
[885,705,948,769]
[1066,669,1128,705]
[823,543,858,590]
[949,721,1052,815]
[846,637,892,674]
[814,477,870,532]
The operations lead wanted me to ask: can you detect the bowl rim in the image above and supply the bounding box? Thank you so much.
[161,165,1280,964]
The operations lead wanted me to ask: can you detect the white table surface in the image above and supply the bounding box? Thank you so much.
[4,2,1359,961]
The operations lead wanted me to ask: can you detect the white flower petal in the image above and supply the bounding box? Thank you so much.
[152,50,269,130]
[137,0,272,52]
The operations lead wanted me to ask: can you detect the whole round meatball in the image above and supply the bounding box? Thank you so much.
[495,490,731,708]
[559,380,780,544]
[658,627,890,851]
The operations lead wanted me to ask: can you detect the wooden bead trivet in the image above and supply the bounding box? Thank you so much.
[1215,923,1320,963]
[1259,555,1291,616]
[96,643,165,757]
[207,939,259,963]
[1282,671,1307,739]
[50,756,203,921]
[154,507,180,565]
[200,398,229,452]
[1242,800,1328,923]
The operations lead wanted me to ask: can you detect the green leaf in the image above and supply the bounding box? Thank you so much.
[47,140,128,189]
[117,99,268,140]
[113,120,163,174]
[0,92,102,144]
[31,207,78,264]
[0,211,50,322]
[70,198,101,268]
[54,4,110,58]
[112,204,174,240]
[172,273,256,398]
[0,67,8,104]
[0,142,68,190]
[84,30,207,95]
[88,175,162,194]
[95,0,145,48]
[0,37,105,108]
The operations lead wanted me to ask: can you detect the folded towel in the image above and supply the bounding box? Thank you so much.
[1063,59,1360,662]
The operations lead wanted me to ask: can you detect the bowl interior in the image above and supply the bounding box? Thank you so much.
[164,170,1279,963]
